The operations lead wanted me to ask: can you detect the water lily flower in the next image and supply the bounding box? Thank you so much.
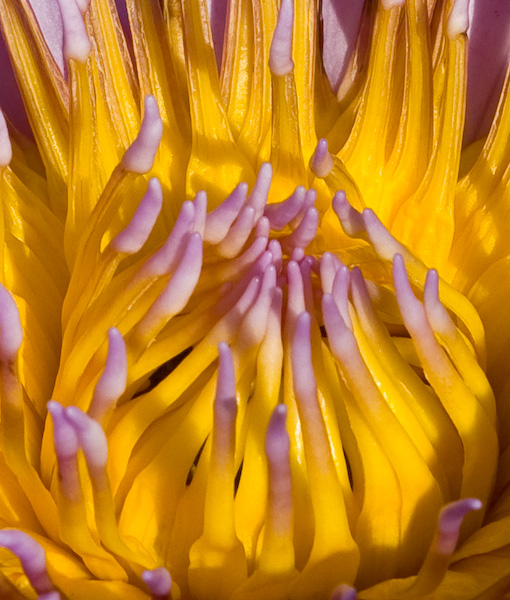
[0,0,510,598]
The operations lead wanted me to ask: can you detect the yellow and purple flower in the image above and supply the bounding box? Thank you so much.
[0,0,510,598]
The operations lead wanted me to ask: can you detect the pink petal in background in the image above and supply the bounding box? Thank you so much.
[465,0,510,144]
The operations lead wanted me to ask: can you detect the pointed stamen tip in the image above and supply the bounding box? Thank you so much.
[333,192,365,236]
[65,405,108,469]
[217,342,236,406]
[269,0,294,76]
[0,284,23,362]
[311,139,334,178]
[48,400,80,459]
[0,111,12,168]
[142,568,172,599]
[331,584,357,600]
[436,498,482,554]
[424,269,455,334]
[57,0,91,63]
[89,327,127,421]
[0,531,54,594]
[447,0,470,38]
[381,0,406,9]
[265,404,289,460]
[111,178,163,254]
[122,95,163,174]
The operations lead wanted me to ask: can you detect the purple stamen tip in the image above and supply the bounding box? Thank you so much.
[331,584,357,600]
[65,405,108,469]
[311,139,334,178]
[447,0,470,39]
[89,328,127,422]
[269,0,294,76]
[0,110,12,167]
[265,404,289,461]
[0,284,23,362]
[436,498,482,555]
[217,342,236,406]
[0,531,54,594]
[142,567,172,599]
[47,400,79,461]
[57,0,91,63]
[111,178,163,254]
[122,96,163,174]
[332,191,365,236]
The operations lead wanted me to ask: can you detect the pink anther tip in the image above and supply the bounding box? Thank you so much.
[217,342,236,406]
[0,284,23,362]
[436,498,481,555]
[47,400,79,460]
[142,567,172,598]
[311,139,334,178]
[122,96,163,174]
[111,178,163,253]
[265,404,289,460]
[269,0,294,76]
[0,110,12,167]
[57,0,91,63]
[88,328,127,421]
[65,405,108,469]
[0,531,53,594]
[331,584,357,600]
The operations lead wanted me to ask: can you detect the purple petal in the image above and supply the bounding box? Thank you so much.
[321,0,365,92]
[466,0,510,143]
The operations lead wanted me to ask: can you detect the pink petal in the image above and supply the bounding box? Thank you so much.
[465,0,510,143]
[321,0,365,92]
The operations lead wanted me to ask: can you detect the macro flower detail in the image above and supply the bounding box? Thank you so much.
[1,0,510,598]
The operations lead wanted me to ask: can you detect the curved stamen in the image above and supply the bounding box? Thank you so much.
[410,498,481,595]
[0,284,23,362]
[332,192,365,237]
[331,265,351,327]
[282,207,319,251]
[264,186,307,231]
[0,110,12,168]
[121,96,163,174]
[447,0,470,39]
[217,205,256,258]
[188,343,247,598]
[88,328,127,423]
[65,405,108,473]
[248,163,273,222]
[111,179,163,254]
[269,0,294,76]
[258,404,295,572]
[192,190,208,238]
[204,183,248,244]
[311,139,334,178]
[132,232,202,344]
[47,401,80,501]
[56,0,91,63]
[142,567,173,600]
[0,531,56,596]
[237,265,276,350]
[142,201,196,278]
[320,253,342,295]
